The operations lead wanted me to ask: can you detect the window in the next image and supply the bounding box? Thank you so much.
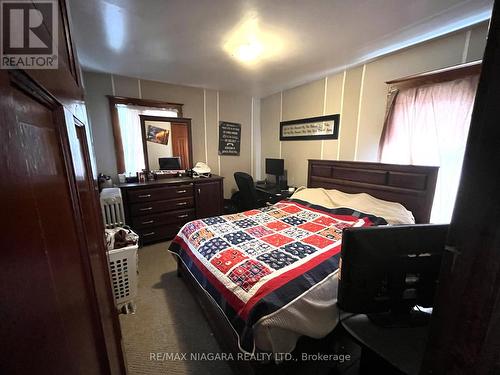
[380,72,479,223]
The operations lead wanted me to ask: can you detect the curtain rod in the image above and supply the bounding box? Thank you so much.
[386,60,482,85]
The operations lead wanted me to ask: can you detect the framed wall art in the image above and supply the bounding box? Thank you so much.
[280,114,340,141]
[218,121,241,155]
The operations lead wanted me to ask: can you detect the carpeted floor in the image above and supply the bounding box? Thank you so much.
[119,241,233,375]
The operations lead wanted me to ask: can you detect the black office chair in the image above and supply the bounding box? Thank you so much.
[233,172,267,211]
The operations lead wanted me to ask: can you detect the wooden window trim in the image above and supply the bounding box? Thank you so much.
[107,95,184,174]
[386,60,482,91]
[107,95,184,114]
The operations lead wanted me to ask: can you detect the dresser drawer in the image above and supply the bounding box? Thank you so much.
[138,223,184,244]
[132,208,195,229]
[127,184,194,203]
[130,197,194,216]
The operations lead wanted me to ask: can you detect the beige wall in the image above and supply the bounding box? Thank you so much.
[83,21,488,197]
[260,22,489,187]
[83,72,259,198]
[260,92,281,175]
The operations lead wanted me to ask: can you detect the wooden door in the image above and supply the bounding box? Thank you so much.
[0,71,118,374]
[171,122,191,169]
[67,114,126,375]
[195,180,223,219]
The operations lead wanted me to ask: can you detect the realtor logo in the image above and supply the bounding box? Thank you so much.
[0,0,58,69]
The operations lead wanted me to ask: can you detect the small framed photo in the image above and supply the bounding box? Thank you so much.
[146,125,170,145]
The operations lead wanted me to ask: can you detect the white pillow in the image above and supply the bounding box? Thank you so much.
[290,187,415,225]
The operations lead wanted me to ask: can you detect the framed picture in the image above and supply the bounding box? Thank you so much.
[146,124,170,145]
[280,114,340,141]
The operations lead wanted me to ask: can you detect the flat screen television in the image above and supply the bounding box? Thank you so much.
[338,224,449,325]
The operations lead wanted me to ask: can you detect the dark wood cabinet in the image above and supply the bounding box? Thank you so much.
[120,176,224,244]
[25,0,84,108]
[0,1,125,374]
[0,68,124,375]
[195,179,224,219]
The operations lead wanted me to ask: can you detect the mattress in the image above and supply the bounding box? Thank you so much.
[169,198,387,353]
[291,187,415,225]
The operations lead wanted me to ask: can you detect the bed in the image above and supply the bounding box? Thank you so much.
[168,160,438,368]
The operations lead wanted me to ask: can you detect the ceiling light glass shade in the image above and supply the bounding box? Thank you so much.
[223,11,287,67]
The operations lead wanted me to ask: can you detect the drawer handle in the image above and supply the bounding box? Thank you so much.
[138,194,151,198]
[143,232,155,237]
[178,214,189,219]
[142,220,154,225]
[139,207,153,211]
[177,190,187,193]
[176,202,188,206]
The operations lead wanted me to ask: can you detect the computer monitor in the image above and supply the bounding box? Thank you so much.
[265,158,284,176]
[159,156,182,170]
[265,158,285,187]
[338,224,448,324]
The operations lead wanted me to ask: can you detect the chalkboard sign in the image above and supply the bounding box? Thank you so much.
[218,122,241,155]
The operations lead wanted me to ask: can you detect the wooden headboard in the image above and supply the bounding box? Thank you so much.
[307,160,438,223]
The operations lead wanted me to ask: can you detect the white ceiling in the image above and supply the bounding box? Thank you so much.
[69,0,493,97]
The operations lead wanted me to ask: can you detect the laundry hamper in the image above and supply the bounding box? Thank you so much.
[100,188,139,313]
[107,243,138,314]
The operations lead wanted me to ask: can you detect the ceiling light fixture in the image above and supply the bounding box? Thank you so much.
[236,40,263,62]
[223,11,285,67]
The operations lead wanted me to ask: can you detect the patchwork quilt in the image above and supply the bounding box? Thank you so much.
[169,199,386,352]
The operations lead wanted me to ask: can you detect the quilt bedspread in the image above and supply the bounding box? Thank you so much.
[168,199,386,352]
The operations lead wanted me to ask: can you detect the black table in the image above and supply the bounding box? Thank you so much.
[340,312,430,375]
[255,184,294,203]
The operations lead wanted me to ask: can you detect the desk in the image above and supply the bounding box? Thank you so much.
[340,312,430,375]
[255,184,294,203]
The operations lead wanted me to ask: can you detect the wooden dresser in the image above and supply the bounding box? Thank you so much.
[120,175,224,244]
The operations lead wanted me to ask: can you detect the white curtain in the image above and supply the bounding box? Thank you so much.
[116,104,178,175]
[380,75,479,223]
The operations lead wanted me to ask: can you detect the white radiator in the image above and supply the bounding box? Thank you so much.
[100,188,125,228]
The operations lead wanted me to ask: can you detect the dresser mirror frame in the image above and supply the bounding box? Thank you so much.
[139,115,193,171]
[107,95,185,174]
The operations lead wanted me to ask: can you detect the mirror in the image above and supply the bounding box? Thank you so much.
[107,96,189,175]
[139,115,192,171]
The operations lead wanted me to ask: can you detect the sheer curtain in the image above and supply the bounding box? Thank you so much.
[380,75,479,223]
[116,104,178,175]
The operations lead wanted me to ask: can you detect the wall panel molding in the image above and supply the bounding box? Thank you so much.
[354,64,366,161]
[337,70,347,160]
